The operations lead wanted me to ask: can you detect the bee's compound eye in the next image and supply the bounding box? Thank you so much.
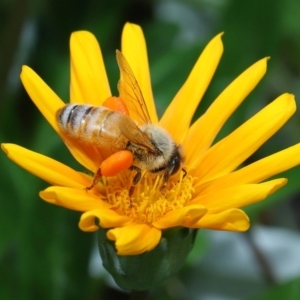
[169,152,182,175]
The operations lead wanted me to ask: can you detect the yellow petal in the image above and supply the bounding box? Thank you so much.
[40,186,110,210]
[20,66,102,172]
[195,93,296,183]
[153,204,207,229]
[20,65,65,132]
[191,178,286,213]
[160,33,223,142]
[1,143,90,188]
[107,223,162,255]
[121,23,158,123]
[184,58,268,168]
[79,208,133,231]
[198,143,300,193]
[194,209,250,231]
[70,31,111,105]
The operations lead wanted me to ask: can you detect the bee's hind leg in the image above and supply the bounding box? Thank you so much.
[85,168,102,191]
[85,150,133,191]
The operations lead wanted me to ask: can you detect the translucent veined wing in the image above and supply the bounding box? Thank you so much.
[118,115,155,152]
[116,50,151,125]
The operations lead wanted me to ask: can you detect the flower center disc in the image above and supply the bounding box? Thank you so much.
[99,170,195,224]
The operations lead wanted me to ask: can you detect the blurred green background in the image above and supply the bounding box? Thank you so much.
[1,0,300,299]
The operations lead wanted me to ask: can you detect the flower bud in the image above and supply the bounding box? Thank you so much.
[98,227,198,290]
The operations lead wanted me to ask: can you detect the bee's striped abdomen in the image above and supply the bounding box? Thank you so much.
[56,104,115,141]
[57,104,91,133]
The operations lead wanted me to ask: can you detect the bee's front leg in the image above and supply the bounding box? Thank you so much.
[160,171,170,193]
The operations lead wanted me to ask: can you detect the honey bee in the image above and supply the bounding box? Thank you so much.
[56,50,183,191]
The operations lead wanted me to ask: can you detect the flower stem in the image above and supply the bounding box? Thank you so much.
[244,230,277,285]
[130,290,149,300]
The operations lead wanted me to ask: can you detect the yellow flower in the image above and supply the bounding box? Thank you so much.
[2,23,300,256]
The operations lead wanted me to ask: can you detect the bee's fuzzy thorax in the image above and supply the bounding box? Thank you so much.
[135,123,183,174]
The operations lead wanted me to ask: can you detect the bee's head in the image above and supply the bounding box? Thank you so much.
[138,124,184,176]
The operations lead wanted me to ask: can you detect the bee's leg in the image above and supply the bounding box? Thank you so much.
[129,186,135,198]
[85,168,102,191]
[160,171,170,193]
[129,165,142,196]
[130,165,142,185]
[160,167,186,193]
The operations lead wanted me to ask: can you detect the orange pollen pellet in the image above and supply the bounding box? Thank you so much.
[102,96,129,115]
[100,150,133,177]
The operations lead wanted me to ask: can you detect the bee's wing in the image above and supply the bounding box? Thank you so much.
[119,115,155,152]
[116,50,151,125]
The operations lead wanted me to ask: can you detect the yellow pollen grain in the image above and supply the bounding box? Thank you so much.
[99,170,195,224]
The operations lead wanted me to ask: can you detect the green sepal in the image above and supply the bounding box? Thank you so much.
[97,227,198,291]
